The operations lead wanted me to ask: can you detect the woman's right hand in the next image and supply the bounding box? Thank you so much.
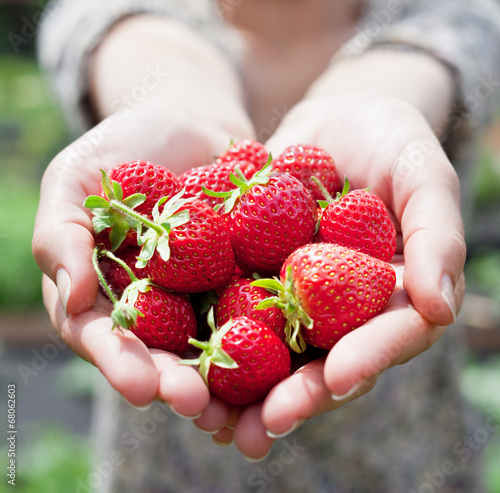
[32,95,253,414]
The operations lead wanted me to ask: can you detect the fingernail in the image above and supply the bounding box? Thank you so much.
[56,268,71,316]
[197,427,220,435]
[440,274,457,323]
[123,398,152,411]
[212,436,233,447]
[243,450,271,463]
[166,403,202,420]
[266,418,304,439]
[331,379,367,401]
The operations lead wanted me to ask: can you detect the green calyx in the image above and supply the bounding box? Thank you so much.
[84,170,146,251]
[135,189,193,268]
[250,267,313,354]
[84,169,193,268]
[179,307,238,383]
[91,246,152,331]
[313,175,351,211]
[202,154,274,214]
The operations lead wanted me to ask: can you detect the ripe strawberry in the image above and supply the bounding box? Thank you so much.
[205,160,317,274]
[86,162,180,251]
[101,246,142,297]
[139,195,236,293]
[92,248,197,355]
[216,139,269,168]
[130,285,197,355]
[216,277,286,341]
[252,243,396,352]
[182,309,291,405]
[271,144,342,201]
[178,160,257,210]
[106,160,181,218]
[316,177,396,262]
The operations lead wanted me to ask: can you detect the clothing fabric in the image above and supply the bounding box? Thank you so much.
[36,1,500,492]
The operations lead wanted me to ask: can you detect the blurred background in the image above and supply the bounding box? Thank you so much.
[0,1,499,492]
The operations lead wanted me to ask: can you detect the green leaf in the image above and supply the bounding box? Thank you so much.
[250,278,284,294]
[123,193,146,209]
[100,169,114,199]
[255,297,280,310]
[156,235,171,262]
[202,185,232,199]
[84,195,109,209]
[112,180,123,201]
[109,224,127,252]
[91,212,114,234]
[136,237,158,267]
[166,210,190,230]
[211,347,239,369]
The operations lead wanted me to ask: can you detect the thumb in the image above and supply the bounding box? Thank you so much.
[32,162,99,316]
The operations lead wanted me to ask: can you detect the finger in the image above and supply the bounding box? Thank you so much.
[193,397,231,434]
[391,141,466,326]
[323,288,446,398]
[212,426,234,447]
[43,275,158,406]
[261,359,376,439]
[33,161,102,315]
[233,402,275,460]
[151,350,210,418]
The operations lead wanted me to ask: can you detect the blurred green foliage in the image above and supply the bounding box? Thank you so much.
[0,424,89,493]
[0,55,67,310]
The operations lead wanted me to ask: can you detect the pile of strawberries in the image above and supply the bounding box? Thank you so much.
[85,140,397,406]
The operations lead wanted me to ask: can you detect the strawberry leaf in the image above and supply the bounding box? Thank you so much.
[156,235,171,262]
[84,195,109,208]
[123,193,146,209]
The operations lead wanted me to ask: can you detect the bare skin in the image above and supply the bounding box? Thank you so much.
[33,0,464,460]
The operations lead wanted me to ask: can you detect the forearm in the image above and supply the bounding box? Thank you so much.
[89,15,252,136]
[306,50,454,135]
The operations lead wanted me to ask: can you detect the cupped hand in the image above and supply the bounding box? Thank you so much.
[227,92,467,459]
[32,99,252,410]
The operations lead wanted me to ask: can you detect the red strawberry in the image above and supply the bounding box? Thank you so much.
[205,160,317,274]
[130,285,197,355]
[178,160,257,210]
[93,248,197,355]
[102,246,142,296]
[106,160,181,218]
[272,144,342,201]
[139,196,236,293]
[183,310,291,405]
[216,139,269,168]
[216,277,286,341]
[252,243,396,352]
[86,163,180,251]
[316,177,396,262]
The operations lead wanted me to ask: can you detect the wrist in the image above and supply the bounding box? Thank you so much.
[306,49,454,135]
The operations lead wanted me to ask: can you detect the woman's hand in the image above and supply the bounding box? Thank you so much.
[32,93,253,410]
[226,92,466,459]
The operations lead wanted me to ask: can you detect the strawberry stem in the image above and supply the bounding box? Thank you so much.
[91,247,119,304]
[108,199,163,235]
[102,249,139,283]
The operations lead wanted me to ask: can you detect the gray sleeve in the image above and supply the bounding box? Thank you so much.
[36,0,240,135]
[339,0,500,149]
